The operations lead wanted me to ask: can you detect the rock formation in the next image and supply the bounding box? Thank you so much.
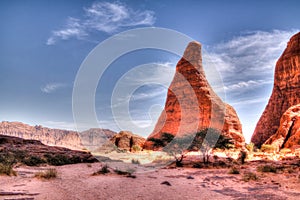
[144,41,244,149]
[251,32,300,147]
[0,135,97,165]
[80,128,116,151]
[264,104,300,150]
[110,131,145,151]
[0,121,116,151]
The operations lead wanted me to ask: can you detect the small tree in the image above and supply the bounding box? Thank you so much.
[189,128,234,164]
[163,135,194,167]
[148,133,175,149]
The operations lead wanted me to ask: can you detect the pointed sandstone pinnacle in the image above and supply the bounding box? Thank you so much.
[144,41,244,150]
[251,32,300,148]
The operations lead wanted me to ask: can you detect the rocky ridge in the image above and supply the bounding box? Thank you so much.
[0,121,116,151]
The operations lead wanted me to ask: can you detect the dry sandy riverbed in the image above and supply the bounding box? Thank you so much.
[1,160,300,200]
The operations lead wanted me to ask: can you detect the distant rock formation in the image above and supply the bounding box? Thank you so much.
[0,134,97,165]
[0,121,116,151]
[80,128,116,152]
[110,131,145,152]
[252,32,300,147]
[144,41,244,149]
[264,104,300,150]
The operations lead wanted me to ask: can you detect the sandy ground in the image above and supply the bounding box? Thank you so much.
[1,160,300,200]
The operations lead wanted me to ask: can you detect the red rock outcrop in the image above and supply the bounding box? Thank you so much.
[0,135,97,165]
[144,41,244,149]
[264,104,300,150]
[110,131,145,151]
[0,121,116,151]
[251,32,300,147]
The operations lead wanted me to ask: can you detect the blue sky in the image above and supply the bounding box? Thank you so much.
[1,0,300,142]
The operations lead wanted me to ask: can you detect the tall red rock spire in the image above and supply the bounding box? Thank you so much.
[251,32,300,147]
[144,41,244,149]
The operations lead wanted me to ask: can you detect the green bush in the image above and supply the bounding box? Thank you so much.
[238,151,247,164]
[257,165,277,173]
[0,163,16,176]
[132,145,141,152]
[228,167,240,174]
[93,165,110,175]
[23,156,46,166]
[246,143,255,152]
[44,154,74,166]
[242,172,258,182]
[131,159,140,165]
[114,168,136,178]
[35,168,57,179]
[260,144,276,153]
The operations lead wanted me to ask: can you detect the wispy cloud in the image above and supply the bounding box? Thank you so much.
[205,30,299,95]
[43,121,76,131]
[40,83,66,93]
[224,79,273,92]
[209,30,298,75]
[47,2,155,45]
[230,97,269,107]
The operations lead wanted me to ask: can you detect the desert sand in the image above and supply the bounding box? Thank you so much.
[1,156,300,200]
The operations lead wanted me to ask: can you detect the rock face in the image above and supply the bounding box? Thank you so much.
[80,128,116,152]
[110,131,145,151]
[264,104,300,150]
[0,135,97,165]
[251,32,300,147]
[144,41,244,149]
[0,121,116,151]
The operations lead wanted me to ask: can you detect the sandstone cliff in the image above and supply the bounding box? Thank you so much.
[0,121,116,151]
[251,32,300,147]
[144,41,244,149]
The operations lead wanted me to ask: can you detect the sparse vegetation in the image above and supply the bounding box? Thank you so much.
[113,168,136,178]
[246,143,255,152]
[93,165,110,175]
[131,145,141,152]
[242,172,258,182]
[257,165,277,173]
[131,159,140,165]
[35,168,57,179]
[23,155,46,166]
[148,133,175,149]
[238,150,247,164]
[228,167,240,174]
[280,148,292,154]
[260,144,276,153]
[0,163,16,176]
[44,154,80,166]
[189,128,234,164]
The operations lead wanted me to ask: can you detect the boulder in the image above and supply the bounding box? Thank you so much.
[264,104,300,150]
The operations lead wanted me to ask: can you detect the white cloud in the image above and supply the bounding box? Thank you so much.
[224,79,273,92]
[205,30,299,96]
[47,17,87,45]
[40,83,66,93]
[47,2,155,45]
[230,97,269,107]
[131,87,167,101]
[209,30,298,75]
[43,121,76,131]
